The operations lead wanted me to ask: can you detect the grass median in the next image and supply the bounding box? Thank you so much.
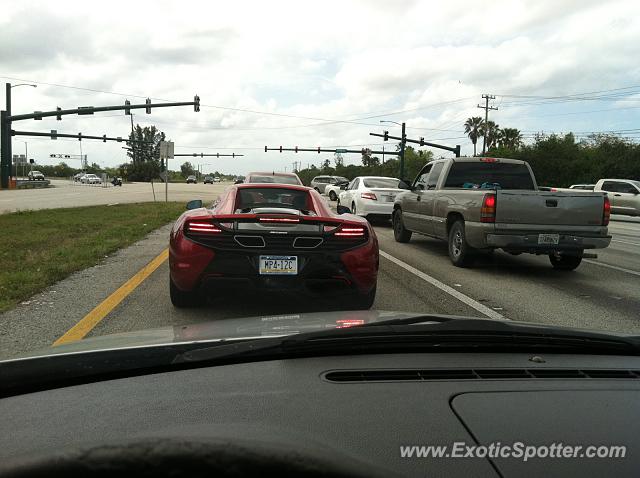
[0,202,185,313]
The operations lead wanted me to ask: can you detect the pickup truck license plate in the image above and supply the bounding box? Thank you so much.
[259,255,298,275]
[538,234,560,245]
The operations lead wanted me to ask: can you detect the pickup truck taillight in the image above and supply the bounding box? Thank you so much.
[480,193,496,223]
[603,196,611,226]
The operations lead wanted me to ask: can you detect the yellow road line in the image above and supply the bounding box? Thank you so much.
[53,248,169,346]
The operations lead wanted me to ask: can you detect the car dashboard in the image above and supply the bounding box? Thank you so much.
[1,352,639,477]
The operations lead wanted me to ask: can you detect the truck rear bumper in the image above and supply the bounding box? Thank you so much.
[486,233,612,251]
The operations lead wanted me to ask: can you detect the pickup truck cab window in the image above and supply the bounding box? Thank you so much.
[444,162,535,190]
[414,164,433,190]
[603,181,638,194]
[426,162,445,189]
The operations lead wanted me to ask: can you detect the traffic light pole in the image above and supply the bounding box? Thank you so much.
[370,132,461,158]
[173,153,244,158]
[1,91,200,188]
[399,122,406,180]
[264,146,400,156]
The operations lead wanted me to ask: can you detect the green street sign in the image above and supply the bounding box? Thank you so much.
[335,149,347,153]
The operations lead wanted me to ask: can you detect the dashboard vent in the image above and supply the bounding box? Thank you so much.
[324,369,640,383]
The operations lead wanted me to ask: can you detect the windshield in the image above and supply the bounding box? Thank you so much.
[0,1,638,376]
[236,187,311,211]
[363,178,401,188]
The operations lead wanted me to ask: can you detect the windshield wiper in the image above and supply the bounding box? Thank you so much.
[174,318,640,365]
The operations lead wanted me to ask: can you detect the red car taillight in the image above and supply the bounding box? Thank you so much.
[186,221,222,233]
[335,226,366,237]
[361,192,377,200]
[480,193,496,223]
[603,196,611,226]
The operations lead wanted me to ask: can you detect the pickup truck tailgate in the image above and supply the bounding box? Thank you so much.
[495,191,605,226]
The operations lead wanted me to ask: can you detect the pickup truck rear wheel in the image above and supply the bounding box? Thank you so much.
[392,209,412,243]
[448,220,475,267]
[549,253,582,271]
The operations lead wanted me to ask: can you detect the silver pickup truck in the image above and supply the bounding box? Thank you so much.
[392,157,611,270]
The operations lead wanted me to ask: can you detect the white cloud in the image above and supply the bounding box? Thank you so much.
[1,0,639,173]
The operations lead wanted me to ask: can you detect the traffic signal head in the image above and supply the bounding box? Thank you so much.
[383,130,389,141]
[232,153,235,158]
[56,107,62,121]
[216,153,219,158]
[124,100,131,115]
[194,95,200,112]
[50,154,55,158]
[103,135,107,143]
[279,146,282,153]
[145,98,151,114]
[264,146,268,152]
[317,147,321,153]
[295,146,298,153]
[419,137,425,146]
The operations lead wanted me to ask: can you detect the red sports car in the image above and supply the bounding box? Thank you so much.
[169,183,379,309]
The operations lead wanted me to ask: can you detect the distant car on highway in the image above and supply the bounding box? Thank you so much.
[186,175,197,184]
[593,179,640,216]
[213,177,221,182]
[392,157,612,270]
[27,170,45,181]
[73,172,86,182]
[324,179,350,201]
[203,175,214,184]
[337,176,408,219]
[310,175,349,193]
[245,171,303,185]
[169,184,378,309]
[80,173,101,184]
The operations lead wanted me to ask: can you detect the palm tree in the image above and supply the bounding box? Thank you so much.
[464,117,484,156]
[480,121,500,152]
[497,128,523,150]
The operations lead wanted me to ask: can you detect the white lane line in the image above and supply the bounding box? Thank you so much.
[583,260,640,277]
[379,250,507,321]
[611,239,640,246]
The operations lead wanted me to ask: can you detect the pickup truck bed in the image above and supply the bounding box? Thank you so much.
[393,157,611,270]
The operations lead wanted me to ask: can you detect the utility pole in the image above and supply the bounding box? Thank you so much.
[478,94,497,155]
[399,122,406,179]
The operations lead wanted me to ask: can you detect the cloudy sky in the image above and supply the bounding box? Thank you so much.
[1,0,639,175]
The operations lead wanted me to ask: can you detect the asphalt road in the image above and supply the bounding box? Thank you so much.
[0,179,231,214]
[0,196,638,358]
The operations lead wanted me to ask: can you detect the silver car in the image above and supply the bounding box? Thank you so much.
[310,175,349,193]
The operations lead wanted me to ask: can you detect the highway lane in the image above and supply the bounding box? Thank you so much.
[0,213,638,359]
[0,179,231,214]
[86,216,640,339]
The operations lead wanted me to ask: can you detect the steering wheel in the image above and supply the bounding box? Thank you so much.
[0,438,392,478]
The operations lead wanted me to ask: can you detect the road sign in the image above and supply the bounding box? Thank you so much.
[159,141,174,159]
[13,154,27,164]
[335,149,347,153]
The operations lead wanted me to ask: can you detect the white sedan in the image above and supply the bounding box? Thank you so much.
[81,174,102,184]
[338,176,407,219]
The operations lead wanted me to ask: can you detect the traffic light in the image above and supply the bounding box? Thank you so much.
[194,95,200,112]
[78,133,82,141]
[317,147,321,153]
[264,146,268,152]
[216,153,220,158]
[49,154,55,158]
[295,146,298,153]
[103,135,107,143]
[232,153,235,158]
[383,130,389,141]
[124,100,131,115]
[145,98,151,114]
[56,107,62,120]
[419,137,425,146]
[279,146,282,153]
